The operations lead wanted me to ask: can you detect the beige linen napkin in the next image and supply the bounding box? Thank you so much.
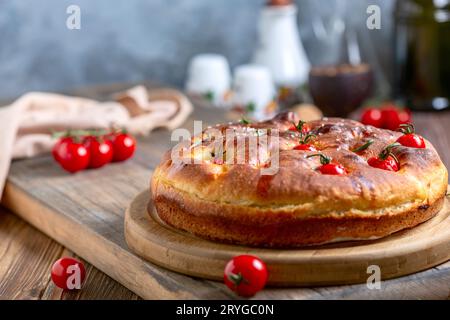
[0,85,193,195]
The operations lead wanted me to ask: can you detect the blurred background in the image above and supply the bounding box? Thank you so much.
[0,0,393,98]
[1,0,449,114]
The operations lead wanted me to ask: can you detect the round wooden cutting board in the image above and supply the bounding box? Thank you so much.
[124,188,450,286]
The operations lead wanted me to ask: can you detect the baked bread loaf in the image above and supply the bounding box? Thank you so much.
[151,112,448,247]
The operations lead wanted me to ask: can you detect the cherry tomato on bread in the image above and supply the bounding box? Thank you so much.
[396,124,425,149]
[318,163,347,175]
[368,155,399,172]
[306,153,347,176]
[294,144,317,151]
[367,143,400,172]
[293,132,317,152]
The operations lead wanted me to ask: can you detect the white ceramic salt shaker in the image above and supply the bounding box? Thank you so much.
[233,64,276,120]
[185,54,231,105]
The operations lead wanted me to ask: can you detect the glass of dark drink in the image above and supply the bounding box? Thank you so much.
[309,64,373,117]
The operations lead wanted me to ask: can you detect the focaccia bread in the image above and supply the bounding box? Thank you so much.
[151,112,448,247]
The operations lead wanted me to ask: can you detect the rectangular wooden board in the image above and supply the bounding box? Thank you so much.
[2,84,450,299]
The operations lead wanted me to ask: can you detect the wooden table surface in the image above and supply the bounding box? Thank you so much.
[0,83,449,300]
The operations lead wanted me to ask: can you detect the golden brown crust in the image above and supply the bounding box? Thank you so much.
[150,113,448,247]
[152,190,444,247]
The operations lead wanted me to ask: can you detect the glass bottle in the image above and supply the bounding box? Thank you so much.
[394,0,450,111]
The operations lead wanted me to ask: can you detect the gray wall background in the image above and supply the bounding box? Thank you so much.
[0,0,394,99]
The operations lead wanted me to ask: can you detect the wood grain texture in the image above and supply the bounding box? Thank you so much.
[1,83,450,299]
[1,92,237,299]
[126,190,450,286]
[0,207,139,300]
[40,248,141,300]
[0,208,61,299]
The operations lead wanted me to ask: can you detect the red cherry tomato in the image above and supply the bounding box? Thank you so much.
[51,257,86,290]
[289,125,309,134]
[224,255,268,297]
[294,144,317,151]
[111,133,136,162]
[397,134,425,149]
[361,108,383,128]
[318,163,347,175]
[381,105,412,131]
[381,108,400,131]
[368,155,399,172]
[395,124,425,148]
[83,136,114,168]
[52,136,72,163]
[307,154,347,176]
[53,138,90,173]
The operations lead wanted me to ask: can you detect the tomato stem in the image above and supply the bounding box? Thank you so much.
[292,120,306,133]
[291,120,316,145]
[52,128,109,140]
[307,153,331,165]
[398,123,415,135]
[351,139,374,153]
[51,130,70,139]
[379,142,401,162]
[300,133,316,145]
[109,125,128,135]
[228,272,247,287]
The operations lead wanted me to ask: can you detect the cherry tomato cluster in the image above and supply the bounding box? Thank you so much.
[52,129,136,173]
[361,103,412,131]
[298,123,426,175]
[51,257,86,290]
[224,255,268,297]
[367,124,426,172]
